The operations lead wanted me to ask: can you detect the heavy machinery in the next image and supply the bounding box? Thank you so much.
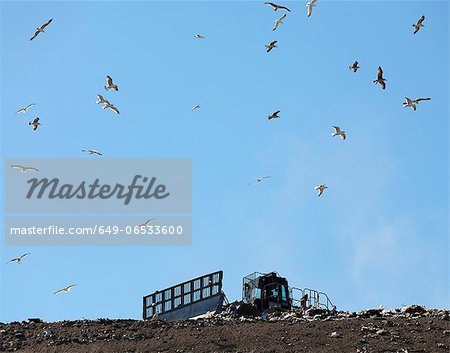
[143,270,334,321]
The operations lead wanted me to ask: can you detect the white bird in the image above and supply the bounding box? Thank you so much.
[331,126,346,140]
[413,15,425,34]
[10,165,39,173]
[192,104,200,111]
[268,110,280,120]
[194,34,205,39]
[96,94,109,105]
[314,184,328,197]
[138,219,154,227]
[7,253,31,264]
[248,176,272,185]
[16,104,35,114]
[349,61,360,73]
[403,97,431,111]
[265,40,278,52]
[273,14,287,31]
[102,102,120,114]
[264,2,291,12]
[81,149,103,156]
[373,66,386,90]
[104,76,119,91]
[306,0,317,17]
[30,19,52,41]
[53,284,76,295]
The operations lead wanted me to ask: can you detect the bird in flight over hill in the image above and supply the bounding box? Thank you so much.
[268,110,280,120]
[16,103,35,114]
[10,165,39,173]
[273,14,287,31]
[265,2,291,12]
[306,0,317,17]
[413,15,425,34]
[192,104,201,111]
[7,253,31,264]
[194,34,205,39]
[104,76,119,91]
[349,61,360,73]
[331,126,346,140]
[265,40,278,52]
[82,149,103,156]
[248,176,272,185]
[102,102,120,114]
[373,66,387,90]
[30,19,52,41]
[403,97,431,111]
[314,184,328,197]
[28,117,41,131]
[96,94,110,105]
[53,284,76,295]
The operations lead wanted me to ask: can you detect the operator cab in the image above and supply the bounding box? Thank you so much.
[242,272,291,312]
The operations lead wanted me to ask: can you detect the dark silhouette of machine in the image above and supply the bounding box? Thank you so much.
[143,270,334,321]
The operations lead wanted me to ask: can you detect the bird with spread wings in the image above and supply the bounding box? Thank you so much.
[264,2,291,12]
[30,19,52,41]
[10,165,39,173]
[7,253,31,264]
[53,284,77,295]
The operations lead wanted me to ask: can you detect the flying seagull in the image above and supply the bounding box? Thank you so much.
[28,117,41,131]
[138,219,154,227]
[264,2,291,12]
[403,97,431,111]
[10,165,39,173]
[248,176,272,185]
[265,40,278,52]
[413,15,425,34]
[331,126,346,140]
[104,76,119,91]
[96,94,109,105]
[81,149,103,156]
[30,19,53,41]
[192,104,200,111]
[7,253,31,264]
[53,284,76,295]
[306,0,317,17]
[268,110,280,120]
[102,102,120,114]
[16,103,35,114]
[314,184,328,197]
[194,34,205,39]
[273,14,287,31]
[349,61,360,73]
[373,66,386,90]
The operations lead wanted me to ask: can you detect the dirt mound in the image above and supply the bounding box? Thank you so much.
[1,307,449,353]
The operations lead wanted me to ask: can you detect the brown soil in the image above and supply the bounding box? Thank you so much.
[1,308,449,353]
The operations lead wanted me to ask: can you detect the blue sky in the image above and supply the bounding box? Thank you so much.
[0,1,448,322]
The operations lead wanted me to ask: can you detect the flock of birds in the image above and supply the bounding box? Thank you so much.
[249,2,431,196]
[8,2,434,300]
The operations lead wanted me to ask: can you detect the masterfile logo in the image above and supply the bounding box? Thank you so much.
[6,158,191,213]
[25,175,170,206]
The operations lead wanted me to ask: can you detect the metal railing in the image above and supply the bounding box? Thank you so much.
[143,270,223,319]
[302,287,334,310]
